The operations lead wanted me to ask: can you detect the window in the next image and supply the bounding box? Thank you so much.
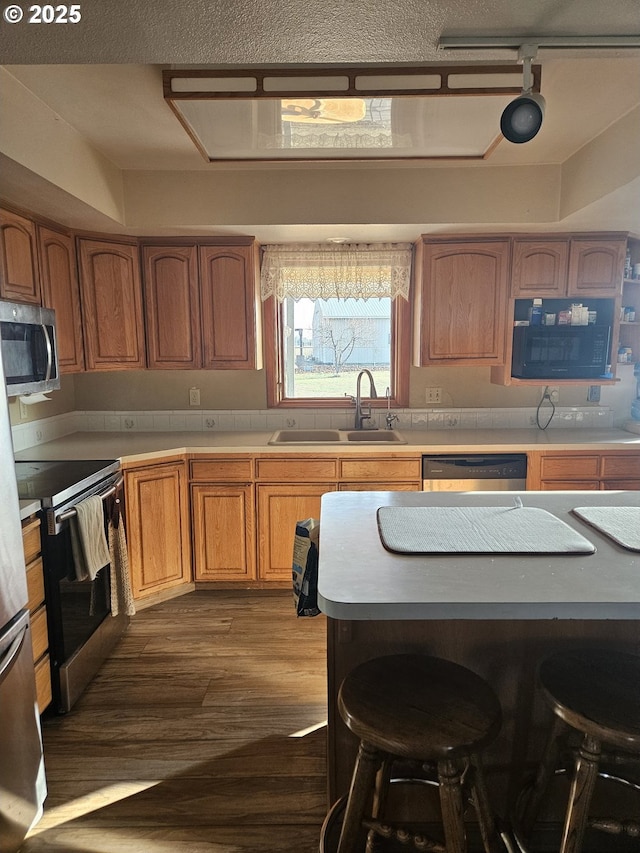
[261,242,412,407]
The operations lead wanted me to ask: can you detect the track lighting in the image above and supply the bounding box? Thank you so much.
[500,45,545,143]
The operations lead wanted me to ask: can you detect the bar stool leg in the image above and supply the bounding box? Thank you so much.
[520,714,569,835]
[560,735,601,853]
[437,758,467,853]
[470,755,502,853]
[365,757,392,853]
[337,740,381,853]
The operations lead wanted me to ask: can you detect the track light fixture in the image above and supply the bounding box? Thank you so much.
[500,44,546,144]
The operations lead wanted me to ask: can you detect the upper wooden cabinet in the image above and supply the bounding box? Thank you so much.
[38,225,85,373]
[78,238,146,370]
[0,209,41,304]
[141,240,262,370]
[414,238,509,366]
[511,235,627,298]
[143,244,201,369]
[510,238,569,297]
[567,236,627,297]
[199,243,262,370]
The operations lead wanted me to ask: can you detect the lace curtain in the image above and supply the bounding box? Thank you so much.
[260,242,413,302]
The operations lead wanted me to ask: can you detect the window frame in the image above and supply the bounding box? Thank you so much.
[262,292,411,408]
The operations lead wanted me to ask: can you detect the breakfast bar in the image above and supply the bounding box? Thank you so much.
[317,489,640,815]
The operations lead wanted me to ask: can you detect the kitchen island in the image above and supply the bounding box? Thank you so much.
[317,489,640,815]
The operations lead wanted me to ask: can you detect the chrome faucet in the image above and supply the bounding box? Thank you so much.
[353,369,378,429]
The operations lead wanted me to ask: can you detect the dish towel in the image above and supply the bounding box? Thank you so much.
[70,495,110,581]
[108,516,136,617]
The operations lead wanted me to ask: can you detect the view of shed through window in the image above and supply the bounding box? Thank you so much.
[282,296,392,399]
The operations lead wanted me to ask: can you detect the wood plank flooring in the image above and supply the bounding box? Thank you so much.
[23,590,329,853]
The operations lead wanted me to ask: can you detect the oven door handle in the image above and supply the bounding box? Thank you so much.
[55,474,124,525]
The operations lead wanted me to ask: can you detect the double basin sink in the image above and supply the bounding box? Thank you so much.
[269,428,406,445]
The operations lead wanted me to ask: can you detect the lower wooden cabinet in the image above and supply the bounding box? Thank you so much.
[191,484,256,581]
[257,484,336,582]
[530,451,640,491]
[22,515,52,714]
[125,461,191,600]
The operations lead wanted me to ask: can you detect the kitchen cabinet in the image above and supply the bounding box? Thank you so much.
[78,238,146,370]
[414,237,509,366]
[528,450,640,491]
[199,242,262,370]
[124,460,191,600]
[338,456,421,490]
[22,515,51,713]
[510,234,627,299]
[142,244,201,369]
[510,238,569,297]
[0,208,41,304]
[190,457,256,582]
[567,236,627,297]
[38,225,85,373]
[255,457,337,582]
[142,240,261,370]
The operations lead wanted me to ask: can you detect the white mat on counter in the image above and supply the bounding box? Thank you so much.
[572,507,640,552]
[377,505,596,555]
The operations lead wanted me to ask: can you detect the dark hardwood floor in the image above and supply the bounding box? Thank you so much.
[23,590,328,852]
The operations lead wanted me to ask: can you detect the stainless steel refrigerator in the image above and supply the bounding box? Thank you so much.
[0,354,47,851]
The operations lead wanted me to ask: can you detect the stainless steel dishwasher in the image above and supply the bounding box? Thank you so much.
[422,454,527,491]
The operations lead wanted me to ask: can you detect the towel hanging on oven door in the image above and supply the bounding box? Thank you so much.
[70,495,110,581]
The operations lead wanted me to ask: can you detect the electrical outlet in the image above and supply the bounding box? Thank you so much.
[189,387,200,406]
[19,399,28,420]
[587,385,601,403]
[425,387,442,405]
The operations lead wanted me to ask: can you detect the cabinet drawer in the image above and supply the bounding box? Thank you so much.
[540,480,600,491]
[602,479,640,491]
[31,606,49,663]
[26,557,45,612]
[540,455,600,479]
[601,455,640,479]
[190,458,253,482]
[255,458,337,481]
[338,482,420,491]
[339,458,421,482]
[22,517,41,565]
[34,654,52,713]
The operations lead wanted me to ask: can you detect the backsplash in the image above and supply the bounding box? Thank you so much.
[10,405,615,453]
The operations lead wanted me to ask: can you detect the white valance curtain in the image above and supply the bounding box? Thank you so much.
[260,242,413,302]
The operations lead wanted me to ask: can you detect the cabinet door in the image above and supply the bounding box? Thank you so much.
[78,239,145,369]
[418,240,509,365]
[257,483,336,581]
[125,462,191,599]
[192,484,256,581]
[567,237,627,296]
[511,239,569,297]
[199,244,261,369]
[0,209,41,304]
[143,245,201,368]
[38,226,85,373]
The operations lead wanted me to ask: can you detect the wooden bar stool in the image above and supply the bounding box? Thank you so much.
[515,648,640,853]
[326,654,503,853]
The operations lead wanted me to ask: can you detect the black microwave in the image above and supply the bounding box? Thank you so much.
[0,301,60,396]
[511,324,611,379]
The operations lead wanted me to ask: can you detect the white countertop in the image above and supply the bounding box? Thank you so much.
[317,489,640,621]
[19,499,41,520]
[13,427,640,463]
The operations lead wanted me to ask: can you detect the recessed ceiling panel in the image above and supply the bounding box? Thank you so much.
[163,66,537,162]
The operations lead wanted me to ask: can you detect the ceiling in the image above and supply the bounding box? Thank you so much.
[1,0,639,241]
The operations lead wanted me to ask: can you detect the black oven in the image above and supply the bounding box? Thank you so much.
[15,459,128,712]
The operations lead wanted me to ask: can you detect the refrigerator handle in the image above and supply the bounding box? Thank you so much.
[0,625,28,685]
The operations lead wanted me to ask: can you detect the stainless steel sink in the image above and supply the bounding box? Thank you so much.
[268,428,406,445]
